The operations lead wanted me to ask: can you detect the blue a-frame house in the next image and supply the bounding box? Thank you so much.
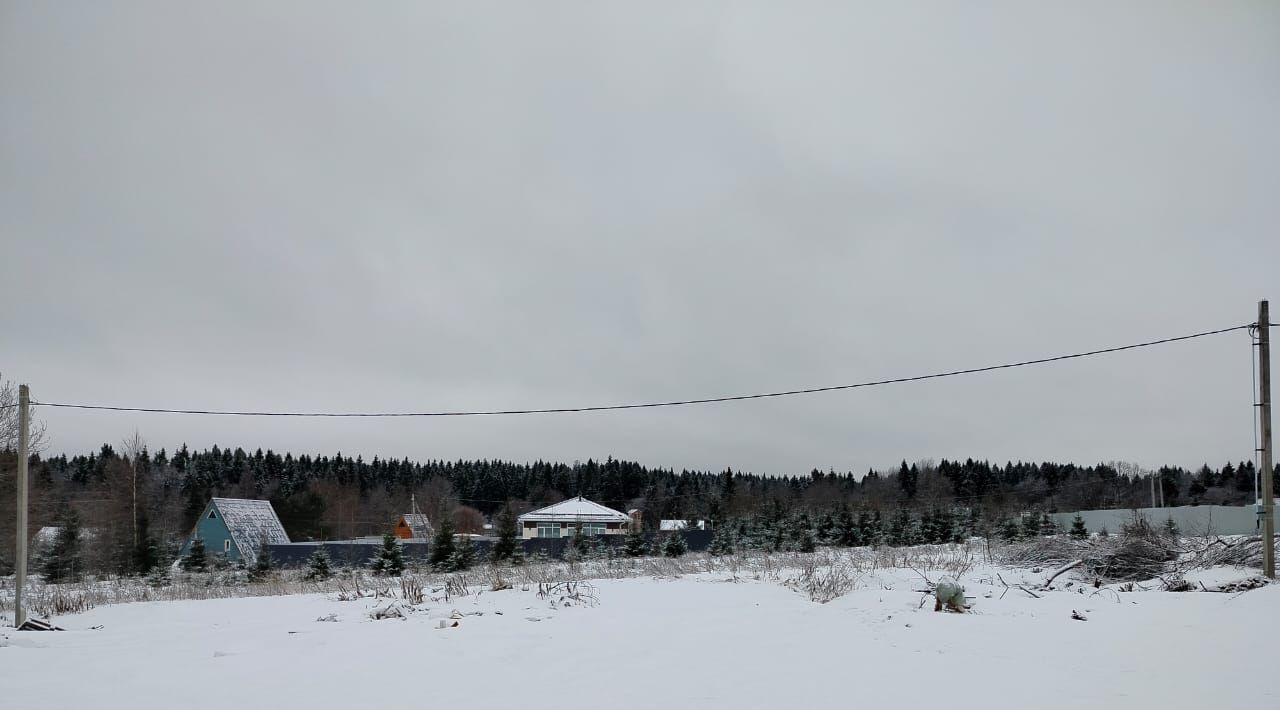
[180,498,290,565]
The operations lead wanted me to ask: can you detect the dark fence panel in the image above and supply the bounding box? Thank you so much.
[268,530,712,568]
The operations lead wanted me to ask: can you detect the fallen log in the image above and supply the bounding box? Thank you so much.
[1042,559,1084,589]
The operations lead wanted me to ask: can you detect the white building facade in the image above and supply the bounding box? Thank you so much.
[517,497,632,539]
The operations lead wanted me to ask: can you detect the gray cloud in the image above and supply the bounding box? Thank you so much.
[2,1,1277,475]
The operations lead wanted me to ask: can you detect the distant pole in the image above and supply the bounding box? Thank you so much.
[1258,300,1274,579]
[1150,471,1156,508]
[132,461,137,549]
[14,384,29,628]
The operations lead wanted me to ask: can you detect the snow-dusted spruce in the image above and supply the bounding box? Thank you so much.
[248,537,274,582]
[1069,515,1089,540]
[304,547,332,581]
[371,533,406,576]
[180,537,208,572]
[623,526,648,557]
[429,516,456,571]
[490,505,519,563]
[708,524,735,556]
[39,507,84,583]
[450,534,476,571]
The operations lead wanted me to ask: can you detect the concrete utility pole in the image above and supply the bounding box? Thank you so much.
[1258,301,1274,579]
[15,384,29,627]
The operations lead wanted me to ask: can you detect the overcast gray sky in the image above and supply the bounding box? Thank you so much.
[2,1,1277,476]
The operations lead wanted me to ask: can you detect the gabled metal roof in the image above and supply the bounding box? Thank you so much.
[400,513,433,538]
[209,498,290,565]
[517,496,630,524]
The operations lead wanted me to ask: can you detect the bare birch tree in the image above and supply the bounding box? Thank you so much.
[0,373,47,453]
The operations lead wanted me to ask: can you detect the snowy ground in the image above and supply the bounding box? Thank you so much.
[2,558,1274,710]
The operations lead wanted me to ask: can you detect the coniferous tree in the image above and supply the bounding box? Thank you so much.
[1162,517,1180,538]
[371,533,406,576]
[998,518,1022,542]
[887,509,912,547]
[737,518,763,551]
[964,507,983,542]
[791,512,815,552]
[1021,514,1042,539]
[304,546,333,581]
[569,524,590,557]
[623,526,648,557]
[1069,515,1089,540]
[491,504,519,563]
[918,509,936,544]
[796,527,816,553]
[935,508,957,544]
[1038,513,1057,537]
[249,536,274,581]
[708,524,735,556]
[761,500,787,552]
[132,514,161,576]
[898,461,919,500]
[662,533,688,558]
[146,564,172,589]
[720,468,736,515]
[815,512,837,546]
[450,533,476,571]
[429,515,456,571]
[851,511,871,547]
[40,508,84,583]
[836,506,858,547]
[866,510,885,547]
[181,537,208,572]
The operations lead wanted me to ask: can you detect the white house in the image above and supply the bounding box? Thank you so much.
[517,496,631,539]
[660,519,707,531]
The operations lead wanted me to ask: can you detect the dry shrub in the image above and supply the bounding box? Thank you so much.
[399,576,425,605]
[536,580,598,607]
[787,559,856,603]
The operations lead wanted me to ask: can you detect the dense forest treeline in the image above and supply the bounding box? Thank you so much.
[1,439,1271,576]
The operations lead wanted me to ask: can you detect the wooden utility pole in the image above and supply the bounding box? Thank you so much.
[1258,301,1274,579]
[15,384,29,628]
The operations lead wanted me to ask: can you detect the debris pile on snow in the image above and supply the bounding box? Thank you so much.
[1205,576,1270,593]
[368,602,411,621]
[17,618,63,631]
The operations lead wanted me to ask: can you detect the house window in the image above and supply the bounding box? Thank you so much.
[208,510,217,519]
[537,522,561,538]
[582,523,606,536]
[224,540,231,552]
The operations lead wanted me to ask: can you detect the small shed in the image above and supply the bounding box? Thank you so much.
[180,498,290,565]
[517,496,631,539]
[394,513,433,540]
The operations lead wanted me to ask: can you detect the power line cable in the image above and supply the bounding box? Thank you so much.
[21,322,1253,417]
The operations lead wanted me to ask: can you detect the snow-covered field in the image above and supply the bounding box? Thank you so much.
[2,556,1274,710]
